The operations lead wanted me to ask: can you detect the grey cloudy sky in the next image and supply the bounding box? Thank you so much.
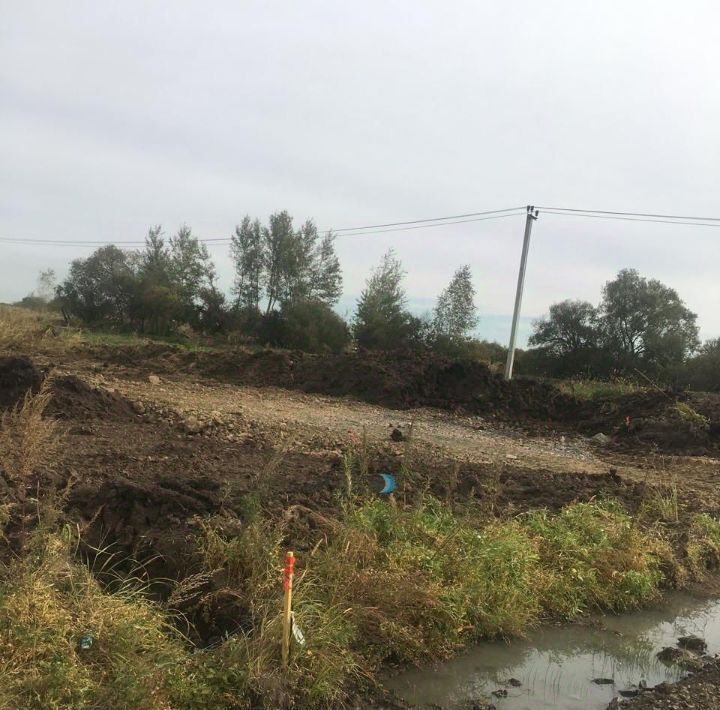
[2,1,719,345]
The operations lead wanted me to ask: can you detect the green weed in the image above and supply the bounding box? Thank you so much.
[673,402,710,431]
[686,513,720,577]
[557,377,643,400]
[522,501,664,615]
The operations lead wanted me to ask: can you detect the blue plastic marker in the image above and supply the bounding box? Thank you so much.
[379,473,396,495]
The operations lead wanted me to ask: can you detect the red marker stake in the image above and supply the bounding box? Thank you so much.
[282,551,295,667]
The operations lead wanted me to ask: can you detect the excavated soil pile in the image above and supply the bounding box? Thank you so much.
[576,390,720,454]
[0,357,138,423]
[91,345,579,419]
[46,375,138,422]
[0,355,43,409]
[74,345,720,451]
[68,475,222,583]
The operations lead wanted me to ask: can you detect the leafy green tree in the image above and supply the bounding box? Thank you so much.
[136,285,181,335]
[168,226,216,322]
[682,339,720,392]
[354,251,417,350]
[264,211,297,313]
[432,265,478,349]
[230,217,265,311]
[258,300,350,353]
[198,285,229,334]
[138,226,172,287]
[233,211,343,314]
[57,245,137,324]
[311,232,343,305]
[529,300,599,355]
[600,269,699,371]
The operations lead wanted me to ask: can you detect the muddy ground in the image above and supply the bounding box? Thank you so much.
[2,346,720,703]
[610,658,720,709]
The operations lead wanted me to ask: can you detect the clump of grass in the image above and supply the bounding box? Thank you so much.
[197,497,652,689]
[557,377,643,401]
[0,530,199,709]
[0,378,61,548]
[673,402,710,431]
[522,501,665,616]
[310,498,544,664]
[686,513,720,577]
[638,480,680,524]
[194,515,361,708]
[311,498,666,667]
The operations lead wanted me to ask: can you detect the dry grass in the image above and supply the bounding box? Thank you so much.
[0,305,80,353]
[0,377,62,550]
[0,377,59,485]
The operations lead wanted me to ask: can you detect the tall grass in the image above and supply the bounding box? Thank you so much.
[0,531,196,709]
[0,378,61,549]
[0,305,80,353]
[191,495,671,695]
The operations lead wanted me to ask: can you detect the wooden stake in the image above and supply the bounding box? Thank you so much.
[281,551,295,667]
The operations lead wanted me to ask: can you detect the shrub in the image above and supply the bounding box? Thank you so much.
[682,339,720,392]
[256,301,350,353]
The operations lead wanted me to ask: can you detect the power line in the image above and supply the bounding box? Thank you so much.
[538,206,720,223]
[3,203,720,247]
[331,206,525,232]
[539,209,720,228]
[0,209,528,247]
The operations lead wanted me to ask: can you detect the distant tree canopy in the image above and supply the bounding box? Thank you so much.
[230,211,342,314]
[527,269,700,379]
[41,219,710,386]
[353,250,420,351]
[53,213,345,350]
[431,265,478,354]
[600,268,699,370]
[682,338,720,392]
[57,227,217,334]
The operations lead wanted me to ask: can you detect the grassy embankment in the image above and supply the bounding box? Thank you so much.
[0,305,214,353]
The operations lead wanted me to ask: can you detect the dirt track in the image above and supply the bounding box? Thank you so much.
[80,364,720,506]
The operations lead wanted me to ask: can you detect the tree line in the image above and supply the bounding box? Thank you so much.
[26,211,479,356]
[523,268,718,390]
[16,211,718,390]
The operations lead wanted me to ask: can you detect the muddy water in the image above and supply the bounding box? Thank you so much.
[384,594,720,709]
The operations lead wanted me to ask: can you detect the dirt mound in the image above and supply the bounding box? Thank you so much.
[68,475,221,582]
[46,376,138,422]
[575,390,720,454]
[78,343,720,452]
[0,356,43,409]
[158,348,577,420]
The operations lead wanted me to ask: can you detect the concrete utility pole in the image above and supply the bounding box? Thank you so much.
[504,206,539,380]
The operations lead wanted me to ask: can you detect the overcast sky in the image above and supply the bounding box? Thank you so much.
[2,1,719,345]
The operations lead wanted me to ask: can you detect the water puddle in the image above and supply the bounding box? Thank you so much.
[384,593,720,709]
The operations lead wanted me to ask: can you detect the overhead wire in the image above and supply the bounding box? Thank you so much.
[0,208,528,247]
[537,206,720,223]
[3,204,720,248]
[538,209,720,228]
[331,206,525,232]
